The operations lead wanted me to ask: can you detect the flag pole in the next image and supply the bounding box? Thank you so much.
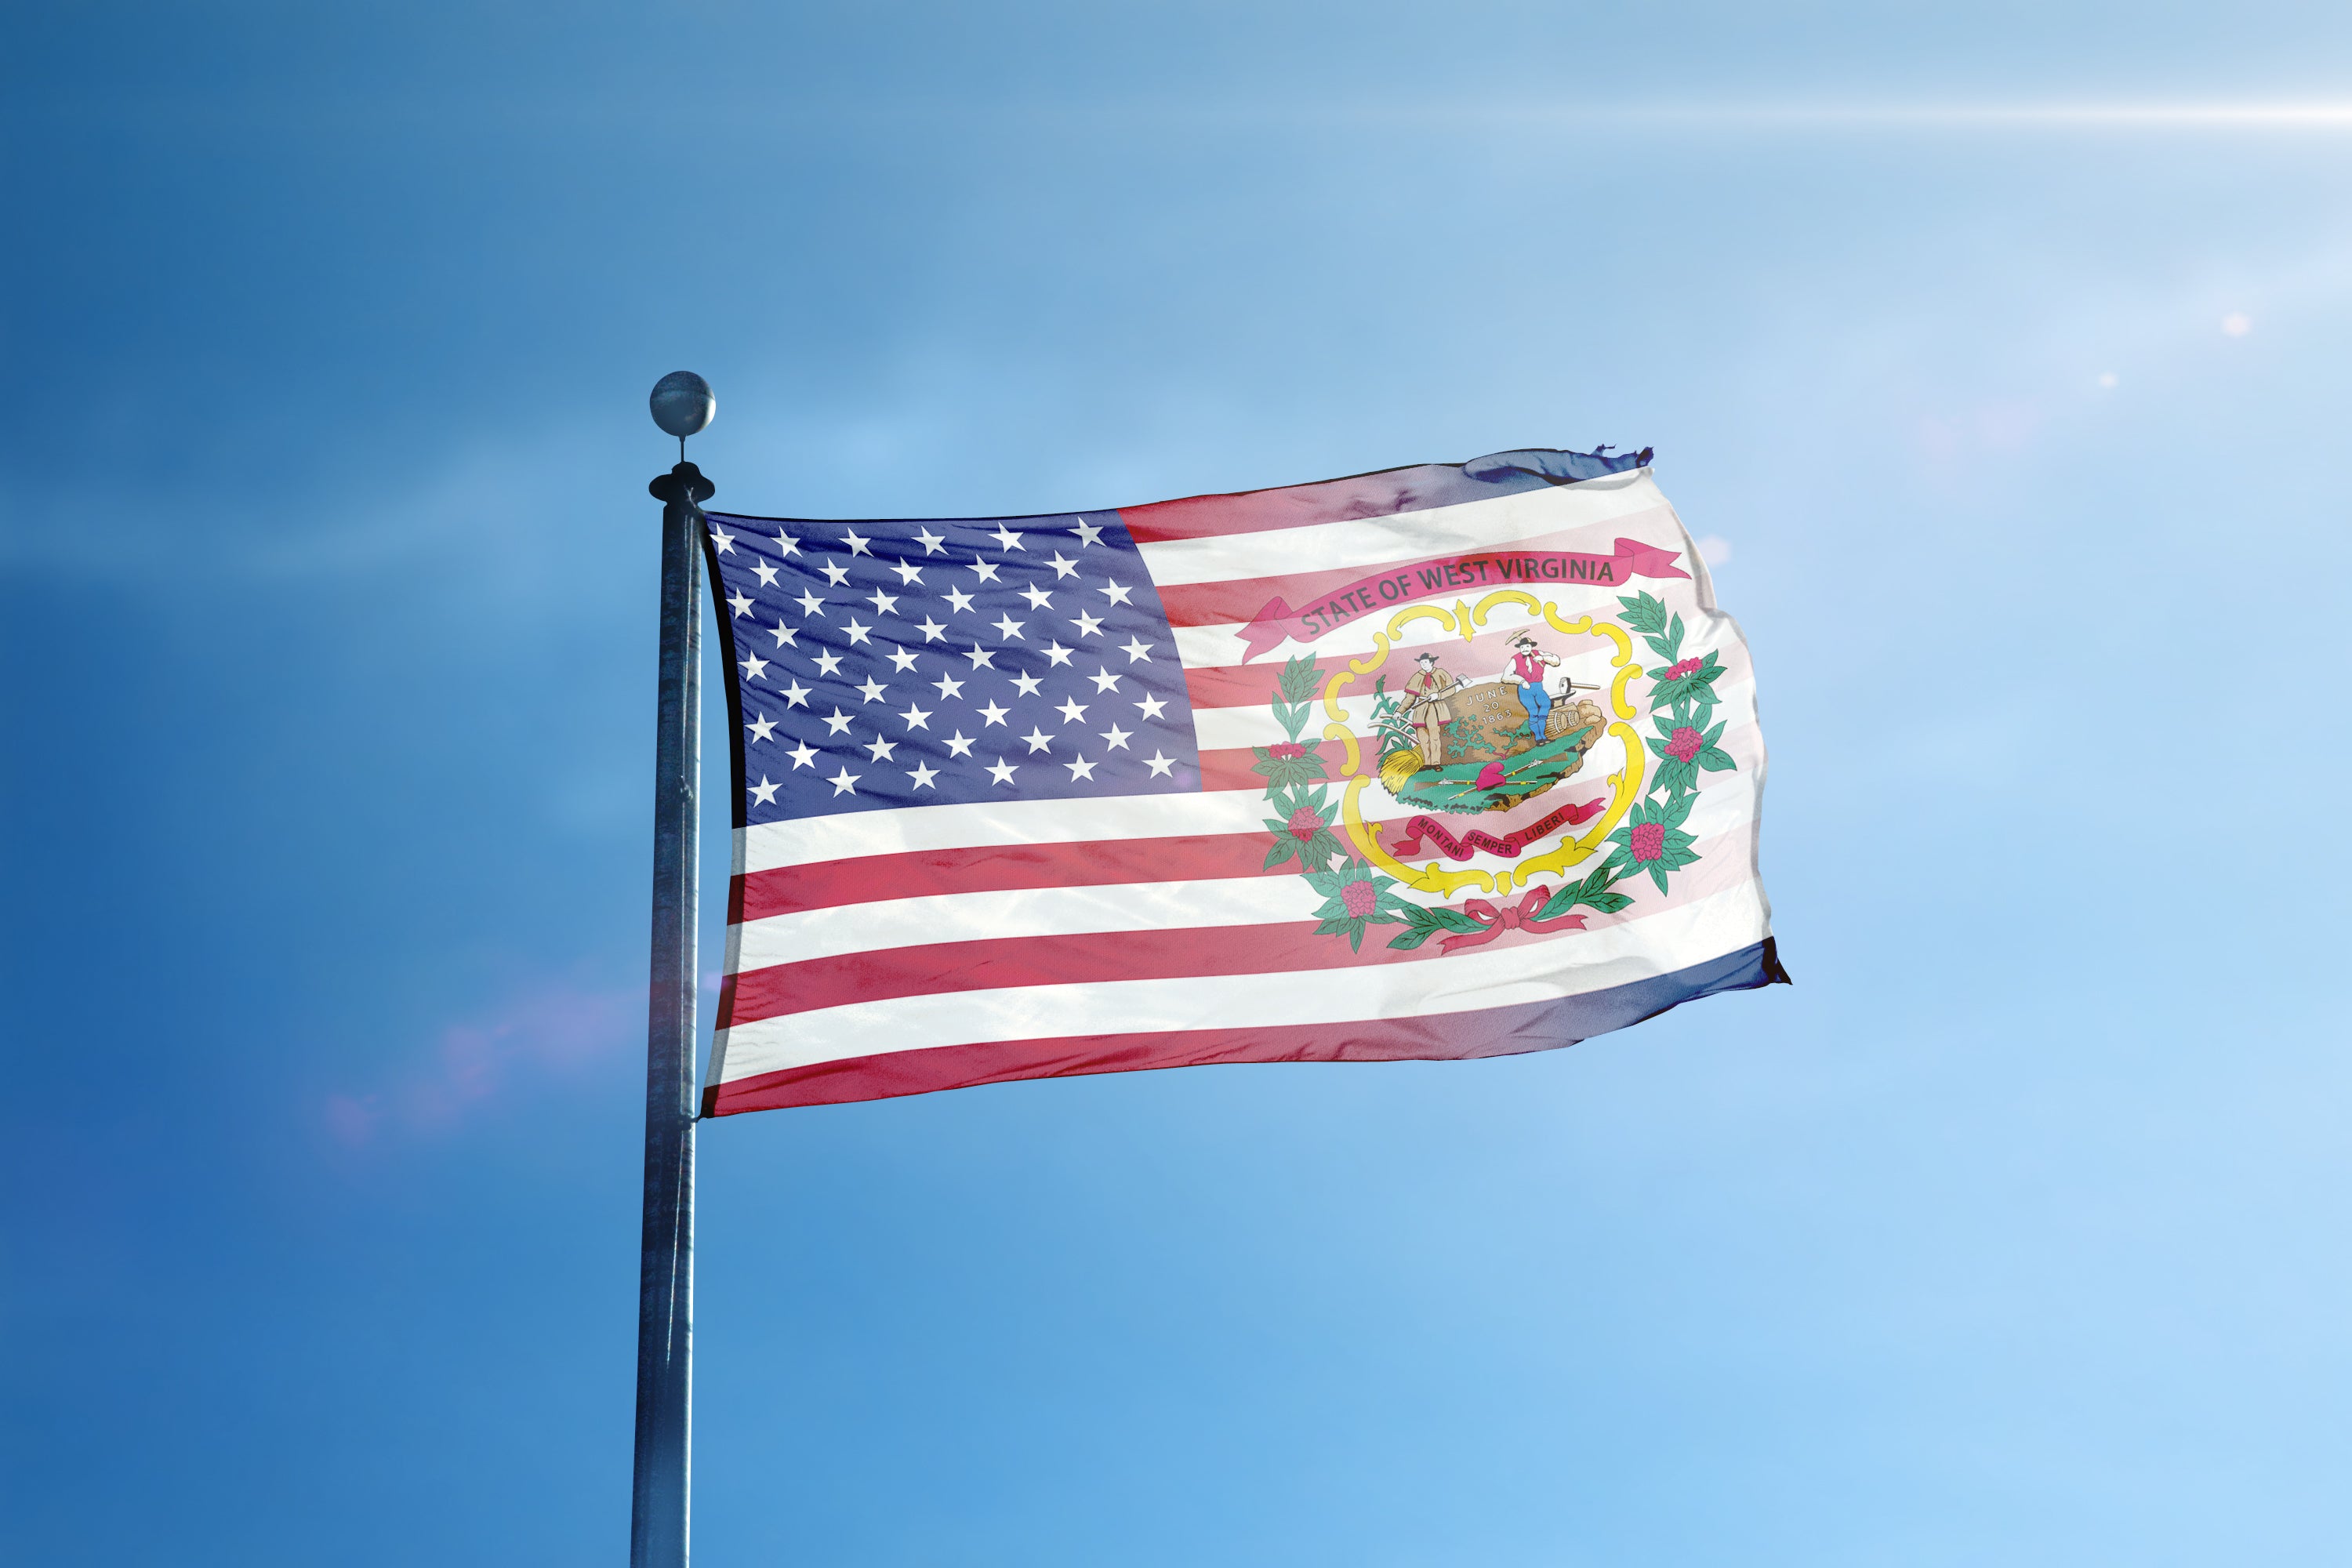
[633,372,716,1568]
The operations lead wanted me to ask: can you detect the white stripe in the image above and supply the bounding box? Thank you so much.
[711,879,1770,1080]
[1191,666,1755,750]
[733,773,1763,971]
[735,875,1321,969]
[1134,470,1664,586]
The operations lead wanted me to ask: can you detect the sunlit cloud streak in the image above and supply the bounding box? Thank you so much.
[321,978,638,1149]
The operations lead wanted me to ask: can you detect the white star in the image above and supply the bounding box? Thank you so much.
[1022,727,1054,753]
[913,527,947,555]
[942,730,976,757]
[931,673,967,700]
[1099,724,1133,751]
[1041,641,1075,667]
[1018,583,1054,610]
[1098,579,1134,606]
[844,529,872,556]
[977,700,1010,727]
[739,652,768,681]
[746,713,777,742]
[942,586,977,615]
[822,707,855,735]
[812,650,844,677]
[989,524,1025,551]
[1064,756,1098,781]
[992,613,1025,641]
[964,644,996,669]
[890,561,924,586]
[787,741,818,769]
[1120,635,1154,662]
[751,559,780,587]
[728,590,754,618]
[1046,551,1078,579]
[887,647,920,673]
[986,758,1018,786]
[842,619,873,647]
[856,676,888,704]
[768,621,797,648]
[820,561,851,586]
[898,702,932,731]
[1054,696,1088,724]
[1008,671,1044,697]
[1144,750,1175,778]
[827,767,859,797]
[1073,611,1105,637]
[774,532,800,559]
[916,616,947,642]
[967,559,1002,584]
[795,590,826,617]
[707,525,735,554]
[1073,519,1105,546]
[1087,667,1122,694]
[862,735,897,762]
[907,761,939,789]
[866,588,900,616]
[749,775,781,806]
[1135,693,1168,720]
[781,680,811,708]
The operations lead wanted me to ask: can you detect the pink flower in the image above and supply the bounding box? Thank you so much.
[1269,741,1307,760]
[1665,657,1702,680]
[1630,821,1667,862]
[1341,880,1378,917]
[1287,807,1326,842]
[1667,726,1704,762]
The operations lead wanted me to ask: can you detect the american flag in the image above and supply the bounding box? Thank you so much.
[702,449,1784,1112]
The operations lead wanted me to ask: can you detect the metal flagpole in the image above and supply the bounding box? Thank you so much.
[633,371,716,1568]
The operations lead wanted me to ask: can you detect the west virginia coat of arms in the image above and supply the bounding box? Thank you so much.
[1249,536,1740,956]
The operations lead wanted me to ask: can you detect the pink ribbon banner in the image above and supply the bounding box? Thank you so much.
[1238,538,1689,662]
[1386,797,1608,861]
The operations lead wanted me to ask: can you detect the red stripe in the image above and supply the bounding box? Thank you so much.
[734,829,1289,921]
[723,916,1441,1028]
[731,797,1602,920]
[1119,465,1481,543]
[706,1011,1551,1112]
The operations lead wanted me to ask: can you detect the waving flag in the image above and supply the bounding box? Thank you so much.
[699,448,1785,1113]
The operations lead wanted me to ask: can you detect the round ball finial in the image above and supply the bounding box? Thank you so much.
[650,371,715,441]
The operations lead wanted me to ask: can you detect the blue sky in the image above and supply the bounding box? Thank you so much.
[5,4,2350,1563]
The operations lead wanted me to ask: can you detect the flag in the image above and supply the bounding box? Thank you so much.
[699,448,1785,1113]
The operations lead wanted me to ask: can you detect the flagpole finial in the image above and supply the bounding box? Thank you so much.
[650,371,714,462]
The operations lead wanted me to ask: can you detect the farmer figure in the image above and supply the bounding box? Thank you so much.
[1508,631,1561,738]
[1402,649,1460,766]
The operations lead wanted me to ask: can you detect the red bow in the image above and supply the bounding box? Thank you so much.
[1439,886,1589,952]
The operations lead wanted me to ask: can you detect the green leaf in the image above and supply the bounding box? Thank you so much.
[1278,654,1322,704]
[1387,924,1437,950]
[1698,749,1737,771]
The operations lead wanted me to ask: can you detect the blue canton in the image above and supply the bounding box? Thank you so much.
[702,509,1200,823]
